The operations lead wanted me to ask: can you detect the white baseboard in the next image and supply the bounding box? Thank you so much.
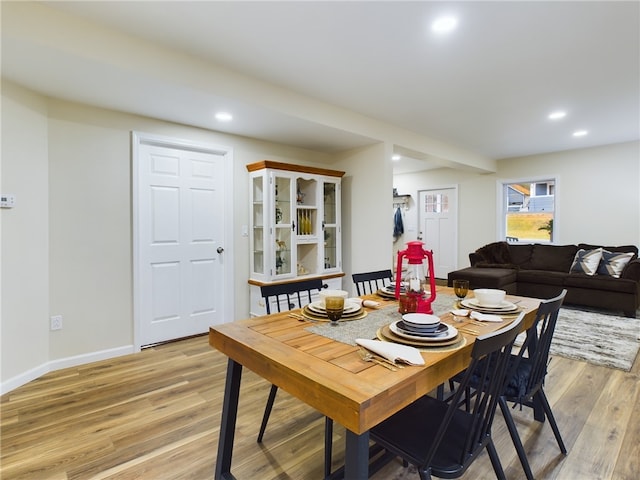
[1,345,135,395]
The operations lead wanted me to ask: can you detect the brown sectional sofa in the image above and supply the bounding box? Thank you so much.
[447,242,640,317]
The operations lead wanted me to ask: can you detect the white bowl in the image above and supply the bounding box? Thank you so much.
[402,313,441,326]
[473,289,506,307]
[318,289,349,306]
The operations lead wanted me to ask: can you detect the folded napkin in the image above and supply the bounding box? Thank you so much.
[355,339,425,365]
[470,311,503,322]
[348,298,381,308]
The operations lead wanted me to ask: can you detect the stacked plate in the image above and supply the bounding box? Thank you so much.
[376,283,404,299]
[391,313,458,341]
[460,298,519,314]
[301,300,368,322]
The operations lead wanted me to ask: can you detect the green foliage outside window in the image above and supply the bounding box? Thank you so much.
[506,213,553,241]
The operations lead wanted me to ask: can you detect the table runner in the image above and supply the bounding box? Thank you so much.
[305,293,460,346]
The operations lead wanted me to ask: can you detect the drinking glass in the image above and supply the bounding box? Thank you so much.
[324,296,345,326]
[453,279,469,300]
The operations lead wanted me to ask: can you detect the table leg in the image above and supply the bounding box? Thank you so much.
[345,429,369,479]
[215,358,243,480]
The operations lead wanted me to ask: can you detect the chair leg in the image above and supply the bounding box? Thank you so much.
[537,390,567,454]
[417,467,433,480]
[485,438,507,480]
[499,397,535,480]
[324,417,333,479]
[257,384,278,443]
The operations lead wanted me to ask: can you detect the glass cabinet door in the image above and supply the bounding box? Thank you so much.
[251,175,265,276]
[295,176,318,276]
[322,180,340,270]
[273,174,293,277]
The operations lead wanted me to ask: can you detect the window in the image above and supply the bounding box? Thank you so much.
[500,178,555,243]
[424,193,449,213]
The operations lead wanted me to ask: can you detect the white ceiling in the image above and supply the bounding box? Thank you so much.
[2,1,639,173]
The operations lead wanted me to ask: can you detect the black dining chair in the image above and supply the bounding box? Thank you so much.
[451,290,568,480]
[352,269,393,296]
[257,278,335,479]
[368,313,524,480]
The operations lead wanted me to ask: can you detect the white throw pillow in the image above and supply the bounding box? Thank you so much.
[570,248,603,276]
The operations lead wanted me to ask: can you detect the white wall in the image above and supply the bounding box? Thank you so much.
[394,141,640,271]
[1,83,335,391]
[336,142,394,295]
[1,82,50,387]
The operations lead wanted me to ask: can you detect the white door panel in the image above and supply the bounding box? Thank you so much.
[135,135,230,347]
[419,188,458,279]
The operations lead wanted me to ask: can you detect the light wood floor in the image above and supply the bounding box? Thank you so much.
[2,333,639,480]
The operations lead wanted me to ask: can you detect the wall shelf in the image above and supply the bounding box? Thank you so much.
[393,194,411,210]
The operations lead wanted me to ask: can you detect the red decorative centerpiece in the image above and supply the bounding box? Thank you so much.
[395,240,437,314]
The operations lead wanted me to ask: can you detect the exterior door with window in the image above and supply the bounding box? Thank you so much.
[134,134,231,347]
[418,187,458,279]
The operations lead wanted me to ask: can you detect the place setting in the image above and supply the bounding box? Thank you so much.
[375,282,404,299]
[461,289,519,312]
[299,290,368,324]
[376,312,467,350]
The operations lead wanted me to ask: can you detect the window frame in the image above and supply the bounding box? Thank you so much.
[496,175,559,244]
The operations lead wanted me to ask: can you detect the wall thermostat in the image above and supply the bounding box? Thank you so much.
[1,194,16,208]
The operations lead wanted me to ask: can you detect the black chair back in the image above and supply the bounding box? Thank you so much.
[260,278,324,314]
[441,312,524,467]
[506,289,566,403]
[352,269,393,295]
[370,313,524,479]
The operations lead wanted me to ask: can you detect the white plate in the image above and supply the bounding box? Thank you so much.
[390,321,458,341]
[461,298,518,311]
[384,284,405,293]
[402,313,441,326]
[307,301,360,315]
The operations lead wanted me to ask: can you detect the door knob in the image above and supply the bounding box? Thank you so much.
[217,247,224,254]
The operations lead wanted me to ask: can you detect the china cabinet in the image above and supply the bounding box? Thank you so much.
[247,161,345,316]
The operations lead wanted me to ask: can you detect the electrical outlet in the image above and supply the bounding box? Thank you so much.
[50,315,63,330]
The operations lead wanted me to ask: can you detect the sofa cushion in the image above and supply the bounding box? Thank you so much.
[529,244,578,272]
[448,267,517,290]
[475,241,513,265]
[563,273,637,294]
[508,244,534,268]
[569,248,603,276]
[596,250,635,278]
[516,270,566,286]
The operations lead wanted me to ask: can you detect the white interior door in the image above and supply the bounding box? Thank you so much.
[418,187,458,279]
[134,134,231,347]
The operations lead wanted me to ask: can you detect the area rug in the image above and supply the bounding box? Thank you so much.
[530,307,640,372]
[429,294,640,372]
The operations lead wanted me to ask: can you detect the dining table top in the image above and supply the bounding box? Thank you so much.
[208,286,541,435]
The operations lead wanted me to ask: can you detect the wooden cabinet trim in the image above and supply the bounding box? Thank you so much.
[246,160,345,178]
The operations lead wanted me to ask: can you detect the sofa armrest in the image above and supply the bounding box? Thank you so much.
[621,259,640,281]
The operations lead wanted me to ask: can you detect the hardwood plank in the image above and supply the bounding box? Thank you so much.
[2,324,639,480]
[554,366,640,480]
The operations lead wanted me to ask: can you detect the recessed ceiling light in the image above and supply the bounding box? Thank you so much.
[548,111,567,120]
[432,16,458,34]
[573,130,588,137]
[392,155,401,161]
[215,112,233,122]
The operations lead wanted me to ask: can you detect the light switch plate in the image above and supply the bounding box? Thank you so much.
[0,194,16,208]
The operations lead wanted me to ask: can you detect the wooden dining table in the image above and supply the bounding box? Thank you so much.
[209,286,541,479]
